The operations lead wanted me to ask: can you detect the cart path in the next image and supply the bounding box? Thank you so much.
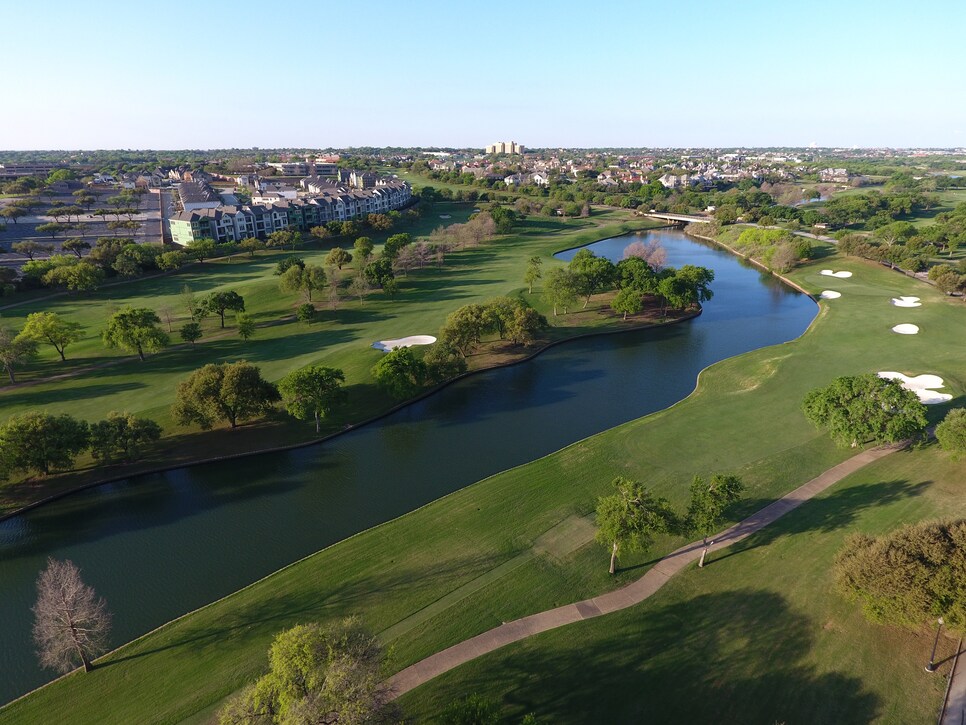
[388,441,906,698]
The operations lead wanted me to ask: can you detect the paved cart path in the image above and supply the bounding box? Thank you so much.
[388,441,905,698]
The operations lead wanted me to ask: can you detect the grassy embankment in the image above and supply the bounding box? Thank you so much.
[0,206,665,514]
[3,241,963,723]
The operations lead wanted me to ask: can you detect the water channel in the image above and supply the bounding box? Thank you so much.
[0,230,817,703]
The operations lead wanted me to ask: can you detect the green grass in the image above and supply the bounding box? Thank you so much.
[0,206,662,512]
[3,245,964,723]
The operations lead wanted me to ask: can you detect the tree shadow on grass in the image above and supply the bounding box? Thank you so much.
[403,589,882,724]
[0,381,147,407]
[711,478,926,565]
[100,551,507,667]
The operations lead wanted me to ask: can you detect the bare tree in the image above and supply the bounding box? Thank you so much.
[32,558,112,673]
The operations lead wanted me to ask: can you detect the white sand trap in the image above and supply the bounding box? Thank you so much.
[371,335,437,352]
[439,214,452,219]
[892,324,919,335]
[820,290,842,299]
[891,296,922,307]
[821,269,853,278]
[878,371,953,404]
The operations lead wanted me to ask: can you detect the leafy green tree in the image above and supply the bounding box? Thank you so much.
[616,256,658,293]
[236,314,256,340]
[295,303,316,324]
[0,412,89,476]
[158,250,188,271]
[102,307,169,361]
[424,341,468,382]
[0,326,38,383]
[595,476,676,575]
[936,409,966,458]
[372,347,427,399]
[42,262,104,293]
[439,303,496,357]
[309,225,331,241]
[802,374,927,447]
[0,206,29,224]
[238,237,265,258]
[524,255,542,294]
[17,312,84,361]
[267,229,301,250]
[36,222,71,239]
[325,247,353,270]
[278,366,347,433]
[200,290,246,328]
[173,361,280,430]
[363,257,394,288]
[542,267,580,315]
[180,322,202,345]
[382,233,413,259]
[186,237,216,262]
[12,241,53,260]
[89,412,162,463]
[611,288,643,320]
[835,520,966,630]
[569,249,616,307]
[218,618,391,725]
[685,474,744,567]
[62,238,91,258]
[279,264,326,302]
[353,236,374,262]
[274,256,304,276]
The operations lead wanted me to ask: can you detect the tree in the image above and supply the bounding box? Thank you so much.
[835,520,966,631]
[372,347,427,399]
[32,558,111,674]
[0,206,29,224]
[382,233,413,259]
[296,303,316,323]
[524,255,542,294]
[439,303,495,356]
[173,361,280,430]
[180,321,202,345]
[62,238,91,258]
[274,256,305,276]
[309,225,331,242]
[353,236,374,262]
[0,412,90,476]
[36,222,71,239]
[239,237,265,258]
[186,237,216,262]
[348,274,372,305]
[0,326,38,383]
[218,618,392,725]
[595,476,676,575]
[325,246,353,270]
[12,241,53,260]
[102,307,169,361]
[936,408,966,458]
[802,374,928,447]
[158,250,188,271]
[622,239,667,270]
[89,412,162,463]
[237,314,256,340]
[685,474,744,567]
[267,229,302,251]
[17,311,84,361]
[611,288,643,320]
[279,264,326,302]
[201,290,246,328]
[278,366,347,433]
[505,304,546,346]
[542,267,580,315]
[43,261,104,293]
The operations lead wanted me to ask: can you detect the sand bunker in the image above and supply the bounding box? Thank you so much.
[371,335,437,352]
[820,290,841,299]
[892,324,919,335]
[439,214,452,219]
[891,296,921,307]
[878,371,953,404]
[821,270,853,278]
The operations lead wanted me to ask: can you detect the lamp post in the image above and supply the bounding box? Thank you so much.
[926,617,945,673]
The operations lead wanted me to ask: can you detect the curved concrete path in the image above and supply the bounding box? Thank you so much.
[388,441,906,698]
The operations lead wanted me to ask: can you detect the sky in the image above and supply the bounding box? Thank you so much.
[2,0,965,150]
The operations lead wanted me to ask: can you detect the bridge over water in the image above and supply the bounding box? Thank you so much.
[642,212,712,225]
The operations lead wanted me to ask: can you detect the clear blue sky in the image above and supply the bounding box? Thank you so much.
[4,0,964,149]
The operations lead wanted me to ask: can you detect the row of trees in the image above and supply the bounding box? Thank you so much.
[0,411,161,478]
[439,297,548,356]
[595,473,744,574]
[538,246,714,319]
